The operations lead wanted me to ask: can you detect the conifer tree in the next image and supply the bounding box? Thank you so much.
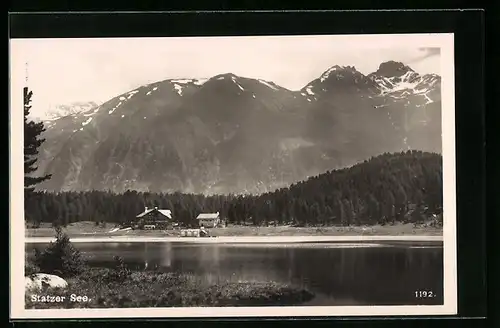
[24,87,51,194]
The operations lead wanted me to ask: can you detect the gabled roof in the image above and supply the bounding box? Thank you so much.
[136,208,172,219]
[158,210,172,218]
[196,212,220,219]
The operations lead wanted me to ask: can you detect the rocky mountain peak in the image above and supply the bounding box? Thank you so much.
[372,61,415,78]
[211,73,239,80]
[319,65,361,82]
[43,101,100,121]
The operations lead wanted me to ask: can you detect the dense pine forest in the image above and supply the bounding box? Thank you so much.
[25,151,443,228]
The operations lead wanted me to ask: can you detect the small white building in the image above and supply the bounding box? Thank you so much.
[196,212,220,228]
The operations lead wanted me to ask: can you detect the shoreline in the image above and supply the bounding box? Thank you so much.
[25,268,315,309]
[25,235,443,244]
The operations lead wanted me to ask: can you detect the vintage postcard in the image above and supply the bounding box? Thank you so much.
[10,33,457,319]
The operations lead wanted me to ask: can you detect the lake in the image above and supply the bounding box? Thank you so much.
[26,240,443,306]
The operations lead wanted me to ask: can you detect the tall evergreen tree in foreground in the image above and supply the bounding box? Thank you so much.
[24,87,51,194]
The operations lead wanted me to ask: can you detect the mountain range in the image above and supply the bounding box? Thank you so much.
[37,101,101,121]
[34,60,442,195]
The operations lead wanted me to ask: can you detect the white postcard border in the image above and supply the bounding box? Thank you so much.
[10,33,456,319]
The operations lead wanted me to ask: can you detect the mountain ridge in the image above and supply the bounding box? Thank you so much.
[33,60,442,195]
[38,60,441,122]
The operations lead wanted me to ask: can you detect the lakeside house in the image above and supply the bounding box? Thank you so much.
[134,206,173,230]
[196,212,221,228]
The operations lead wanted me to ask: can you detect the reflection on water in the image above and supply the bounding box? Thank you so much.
[26,241,443,306]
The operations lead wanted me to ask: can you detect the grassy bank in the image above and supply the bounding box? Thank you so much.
[25,221,443,238]
[25,268,314,308]
[209,223,442,237]
[25,228,314,308]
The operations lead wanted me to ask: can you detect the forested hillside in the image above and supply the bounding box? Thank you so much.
[25,151,443,228]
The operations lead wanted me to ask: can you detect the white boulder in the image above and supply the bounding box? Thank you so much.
[25,273,68,291]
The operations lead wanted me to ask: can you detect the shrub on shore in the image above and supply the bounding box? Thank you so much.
[30,227,85,278]
[25,253,40,276]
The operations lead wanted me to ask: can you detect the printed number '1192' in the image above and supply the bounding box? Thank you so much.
[415,290,435,298]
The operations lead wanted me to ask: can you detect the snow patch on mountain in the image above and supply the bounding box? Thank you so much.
[81,117,92,126]
[173,84,183,96]
[171,78,208,86]
[320,65,347,82]
[171,79,193,84]
[83,105,101,117]
[305,85,315,96]
[42,101,99,121]
[193,78,208,86]
[414,87,428,95]
[390,80,420,92]
[372,70,440,103]
[108,102,122,115]
[424,93,434,104]
[397,71,413,82]
[146,86,158,96]
[127,90,139,99]
[231,77,245,91]
[258,79,279,91]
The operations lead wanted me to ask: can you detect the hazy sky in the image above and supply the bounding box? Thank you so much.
[11,35,443,118]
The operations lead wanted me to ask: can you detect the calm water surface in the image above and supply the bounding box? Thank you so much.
[26,241,443,306]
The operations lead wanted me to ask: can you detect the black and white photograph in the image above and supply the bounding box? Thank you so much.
[10,33,457,318]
